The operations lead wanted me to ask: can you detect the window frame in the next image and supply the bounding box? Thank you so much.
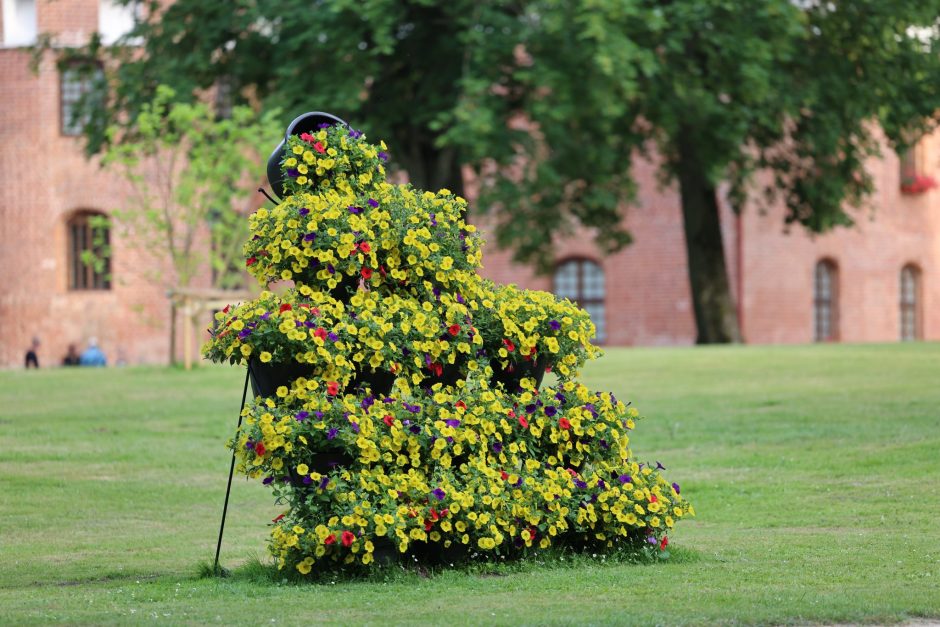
[552,257,606,344]
[900,264,922,341]
[60,60,104,137]
[67,210,112,291]
[813,259,839,343]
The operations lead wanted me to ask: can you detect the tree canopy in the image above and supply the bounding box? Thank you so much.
[55,0,940,341]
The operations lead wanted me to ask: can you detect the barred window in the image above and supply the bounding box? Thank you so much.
[61,63,104,136]
[900,264,921,341]
[68,211,111,290]
[553,258,606,343]
[813,259,838,342]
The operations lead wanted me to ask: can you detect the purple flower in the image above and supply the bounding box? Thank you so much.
[432,488,446,501]
[350,422,360,434]
[327,332,338,342]
[260,312,271,321]
[294,411,309,422]
[327,264,336,275]
[348,129,362,138]
[326,428,338,440]
[318,123,332,129]
[574,479,587,489]
[348,205,362,214]
[544,406,557,417]
[304,232,316,242]
[429,213,437,227]
[315,411,324,419]
[555,392,567,404]
[237,329,252,340]
[656,461,666,471]
[409,424,421,434]
[287,168,299,178]
[319,476,329,489]
[672,482,681,494]
[361,395,375,409]
[445,419,460,427]
[549,320,561,330]
[648,536,658,545]
[302,475,312,485]
[597,479,606,489]
[492,442,503,454]
[618,474,632,484]
[298,208,310,217]
[367,198,379,208]
[525,404,537,414]
[599,439,609,449]
[262,476,274,485]
[456,293,464,304]
[378,151,389,161]
[245,440,255,450]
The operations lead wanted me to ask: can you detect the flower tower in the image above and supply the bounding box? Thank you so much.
[204,114,694,575]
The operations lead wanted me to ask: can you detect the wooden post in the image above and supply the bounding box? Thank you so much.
[183,298,193,371]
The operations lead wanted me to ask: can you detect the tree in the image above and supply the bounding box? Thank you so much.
[102,85,280,291]
[58,0,940,342]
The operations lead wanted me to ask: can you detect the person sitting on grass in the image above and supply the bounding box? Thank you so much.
[80,338,107,367]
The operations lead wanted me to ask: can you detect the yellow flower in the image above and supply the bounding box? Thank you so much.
[259,351,272,363]
[297,464,309,475]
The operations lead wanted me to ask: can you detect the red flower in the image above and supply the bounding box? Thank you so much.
[222,305,230,314]
[326,381,340,396]
[500,470,509,481]
[254,441,266,455]
[361,267,373,279]
[299,132,314,143]
[272,513,285,523]
[455,401,467,411]
[279,303,292,313]
[559,417,571,430]
[649,494,658,503]
[359,242,371,253]
[448,324,461,336]
[313,141,326,154]
[324,534,336,545]
[246,257,257,267]
[502,338,516,352]
[429,363,443,376]
[341,530,355,547]
[383,414,394,427]
[518,415,529,429]
[660,536,669,550]
[379,265,387,278]
[313,327,327,341]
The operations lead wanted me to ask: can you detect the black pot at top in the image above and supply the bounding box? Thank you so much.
[266,111,347,200]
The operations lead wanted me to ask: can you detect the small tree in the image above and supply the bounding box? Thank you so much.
[101,85,279,363]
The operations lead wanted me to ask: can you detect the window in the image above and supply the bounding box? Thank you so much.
[98,0,138,45]
[61,63,104,136]
[67,211,111,290]
[553,258,606,343]
[813,259,838,342]
[900,264,921,341]
[2,0,37,47]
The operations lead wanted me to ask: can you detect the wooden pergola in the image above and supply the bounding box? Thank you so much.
[167,287,254,370]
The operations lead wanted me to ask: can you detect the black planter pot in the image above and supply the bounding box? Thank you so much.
[347,367,397,397]
[266,111,347,200]
[489,354,550,392]
[248,359,316,398]
[420,359,467,390]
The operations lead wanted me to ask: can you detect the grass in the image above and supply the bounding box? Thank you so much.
[1,343,938,625]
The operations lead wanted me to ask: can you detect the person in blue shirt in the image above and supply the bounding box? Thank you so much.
[80,338,107,367]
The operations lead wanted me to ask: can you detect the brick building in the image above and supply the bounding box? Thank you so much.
[1,0,937,368]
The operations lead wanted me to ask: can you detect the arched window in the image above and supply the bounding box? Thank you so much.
[553,258,606,343]
[813,259,838,342]
[900,264,921,341]
[67,211,111,290]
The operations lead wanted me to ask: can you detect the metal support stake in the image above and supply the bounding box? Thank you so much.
[213,365,252,575]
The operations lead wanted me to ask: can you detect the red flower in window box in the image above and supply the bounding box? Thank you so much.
[901,174,937,194]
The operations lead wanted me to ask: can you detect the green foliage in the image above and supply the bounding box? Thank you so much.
[49,1,940,271]
[101,85,281,289]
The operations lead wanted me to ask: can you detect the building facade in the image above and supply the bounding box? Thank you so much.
[1,0,937,368]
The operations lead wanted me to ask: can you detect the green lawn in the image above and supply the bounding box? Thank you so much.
[1,344,938,625]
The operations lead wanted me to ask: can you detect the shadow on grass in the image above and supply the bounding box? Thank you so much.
[200,544,702,587]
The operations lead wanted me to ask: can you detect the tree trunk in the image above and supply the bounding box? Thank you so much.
[676,134,742,344]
